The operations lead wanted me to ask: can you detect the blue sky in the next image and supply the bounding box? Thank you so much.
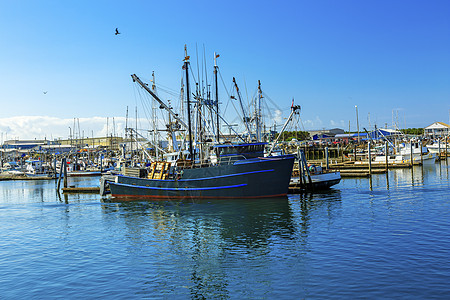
[0,0,449,141]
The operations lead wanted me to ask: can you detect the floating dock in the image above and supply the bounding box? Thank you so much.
[62,187,100,193]
[0,175,54,181]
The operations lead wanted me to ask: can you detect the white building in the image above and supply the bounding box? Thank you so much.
[424,122,450,137]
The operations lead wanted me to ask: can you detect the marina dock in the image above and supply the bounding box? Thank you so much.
[62,186,100,193]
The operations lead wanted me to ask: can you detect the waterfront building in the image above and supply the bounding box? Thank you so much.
[424,122,450,138]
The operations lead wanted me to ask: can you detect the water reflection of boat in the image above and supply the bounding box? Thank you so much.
[103,196,295,247]
[100,191,343,298]
[100,196,297,298]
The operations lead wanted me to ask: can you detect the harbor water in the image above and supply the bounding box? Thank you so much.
[1,161,449,299]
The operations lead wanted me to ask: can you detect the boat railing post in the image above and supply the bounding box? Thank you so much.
[63,157,68,188]
[438,138,441,158]
[446,136,448,163]
[301,150,312,188]
[385,141,389,171]
[297,147,303,187]
[420,140,423,164]
[368,141,372,176]
[54,157,57,180]
[410,142,413,167]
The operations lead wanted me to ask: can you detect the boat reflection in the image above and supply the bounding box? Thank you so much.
[102,196,295,248]
[100,192,342,298]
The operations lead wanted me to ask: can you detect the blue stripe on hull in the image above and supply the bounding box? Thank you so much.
[112,182,248,191]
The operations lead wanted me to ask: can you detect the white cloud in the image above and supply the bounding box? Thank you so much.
[272,109,283,124]
[0,116,130,142]
[330,119,346,128]
[302,116,324,130]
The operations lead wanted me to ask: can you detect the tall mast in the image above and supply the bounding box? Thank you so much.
[184,45,194,162]
[135,106,138,162]
[257,80,262,142]
[151,71,159,159]
[214,52,220,142]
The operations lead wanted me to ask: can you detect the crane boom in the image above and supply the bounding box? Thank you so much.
[131,74,188,129]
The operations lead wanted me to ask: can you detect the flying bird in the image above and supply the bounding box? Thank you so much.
[43,91,48,94]
[115,28,120,35]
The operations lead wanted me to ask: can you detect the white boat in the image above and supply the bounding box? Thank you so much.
[24,160,53,177]
[373,142,436,165]
[289,150,341,192]
[426,141,450,154]
[290,167,341,190]
[0,161,25,176]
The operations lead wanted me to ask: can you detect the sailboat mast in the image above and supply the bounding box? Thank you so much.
[184,46,194,162]
[214,52,220,142]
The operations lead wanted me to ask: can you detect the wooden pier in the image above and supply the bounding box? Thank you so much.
[62,186,100,193]
[0,175,54,181]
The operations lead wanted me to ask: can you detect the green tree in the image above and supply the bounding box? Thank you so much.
[400,128,424,135]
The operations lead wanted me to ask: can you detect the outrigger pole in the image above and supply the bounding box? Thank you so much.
[267,103,301,156]
[131,74,188,129]
[214,52,220,142]
[184,45,194,162]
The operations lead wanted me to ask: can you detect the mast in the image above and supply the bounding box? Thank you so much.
[125,106,128,140]
[135,106,138,164]
[214,52,220,142]
[184,45,194,162]
[257,80,262,142]
[151,71,159,159]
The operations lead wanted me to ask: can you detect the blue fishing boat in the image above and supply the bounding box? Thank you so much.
[103,47,295,199]
[107,152,294,199]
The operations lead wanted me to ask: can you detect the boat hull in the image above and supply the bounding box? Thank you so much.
[290,172,341,192]
[107,155,295,199]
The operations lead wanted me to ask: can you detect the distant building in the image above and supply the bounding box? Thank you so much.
[424,122,450,137]
[2,139,57,150]
[308,128,345,139]
[334,128,402,143]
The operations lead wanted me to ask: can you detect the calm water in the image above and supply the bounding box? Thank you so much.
[1,161,449,299]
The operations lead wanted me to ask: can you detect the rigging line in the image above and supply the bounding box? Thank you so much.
[243,77,250,111]
[217,68,231,98]
[155,88,180,99]
[139,95,152,126]
[188,67,198,87]
[196,43,200,95]
[203,44,208,99]
[150,81,180,95]
[228,88,245,125]
[217,69,232,114]
[194,104,215,139]
[223,82,237,119]
[135,84,152,125]
[261,91,283,112]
